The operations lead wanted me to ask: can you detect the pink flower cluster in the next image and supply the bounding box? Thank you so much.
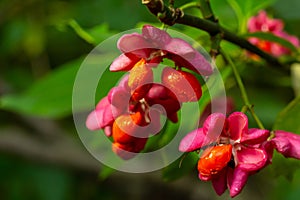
[179,112,300,197]
[86,25,212,159]
[247,10,299,56]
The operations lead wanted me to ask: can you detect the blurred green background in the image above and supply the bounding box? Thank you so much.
[1,0,300,199]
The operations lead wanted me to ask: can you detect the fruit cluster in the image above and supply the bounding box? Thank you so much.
[86,25,213,159]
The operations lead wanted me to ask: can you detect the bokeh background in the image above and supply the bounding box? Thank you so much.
[1,0,300,199]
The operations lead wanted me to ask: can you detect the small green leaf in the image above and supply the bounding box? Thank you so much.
[67,20,116,45]
[243,32,299,53]
[273,96,300,134]
[68,19,96,45]
[98,165,115,181]
[162,152,198,182]
[291,63,300,96]
[87,23,117,44]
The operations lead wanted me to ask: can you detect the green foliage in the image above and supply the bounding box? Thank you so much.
[162,152,198,182]
[272,171,300,200]
[273,96,300,134]
[0,58,83,118]
[99,165,116,181]
[1,0,300,199]
[0,156,72,200]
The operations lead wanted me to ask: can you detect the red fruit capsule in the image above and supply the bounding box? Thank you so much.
[197,144,233,177]
[112,112,143,144]
[162,67,202,102]
[128,58,153,92]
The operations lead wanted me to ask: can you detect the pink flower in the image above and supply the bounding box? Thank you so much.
[179,112,270,197]
[264,130,300,161]
[247,10,299,56]
[248,11,284,33]
[110,25,213,76]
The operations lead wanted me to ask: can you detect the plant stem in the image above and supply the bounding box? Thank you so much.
[199,0,217,22]
[221,49,265,129]
[179,2,200,11]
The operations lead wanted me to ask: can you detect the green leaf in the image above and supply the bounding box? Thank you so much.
[162,152,198,182]
[98,165,115,181]
[0,52,117,118]
[68,19,96,45]
[243,32,299,53]
[273,96,300,134]
[87,23,117,44]
[0,58,83,118]
[225,0,276,33]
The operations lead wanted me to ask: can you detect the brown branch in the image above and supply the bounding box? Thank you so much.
[0,126,101,173]
[142,0,288,70]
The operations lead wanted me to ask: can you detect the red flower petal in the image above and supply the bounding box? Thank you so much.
[164,38,195,59]
[86,97,114,130]
[241,128,270,145]
[227,112,248,141]
[110,53,140,72]
[236,147,267,171]
[117,33,153,58]
[271,130,300,159]
[179,128,206,152]
[212,168,228,196]
[227,166,249,197]
[142,25,172,46]
[202,113,226,146]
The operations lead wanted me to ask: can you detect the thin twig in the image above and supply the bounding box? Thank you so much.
[221,49,265,129]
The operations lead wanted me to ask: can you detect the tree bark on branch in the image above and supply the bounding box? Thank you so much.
[142,0,288,70]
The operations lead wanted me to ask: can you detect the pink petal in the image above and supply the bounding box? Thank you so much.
[167,46,213,76]
[107,87,129,115]
[118,74,130,91]
[202,113,226,146]
[86,97,115,130]
[104,126,112,137]
[142,25,172,46]
[109,53,140,72]
[267,18,284,32]
[86,108,113,130]
[271,130,300,159]
[227,112,248,141]
[198,172,211,181]
[241,128,270,145]
[164,38,195,59]
[236,147,267,171]
[227,166,249,197]
[179,128,206,152]
[212,168,228,196]
[262,140,274,164]
[95,96,110,109]
[275,31,300,48]
[247,11,267,32]
[188,52,213,76]
[117,33,153,57]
